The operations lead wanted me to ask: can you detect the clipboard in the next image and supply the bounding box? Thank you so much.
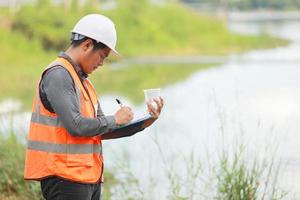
[101,113,154,140]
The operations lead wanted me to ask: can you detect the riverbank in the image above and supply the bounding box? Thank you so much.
[0,1,288,108]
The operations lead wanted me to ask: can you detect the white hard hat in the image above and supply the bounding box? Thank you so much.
[71,14,119,55]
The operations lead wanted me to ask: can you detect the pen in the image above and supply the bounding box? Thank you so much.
[116,98,123,107]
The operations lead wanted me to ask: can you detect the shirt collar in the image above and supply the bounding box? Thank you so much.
[58,52,88,79]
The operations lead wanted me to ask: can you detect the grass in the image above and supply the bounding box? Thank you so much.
[214,145,287,200]
[0,28,56,108]
[10,0,287,56]
[90,63,214,104]
[148,140,288,200]
[0,134,42,200]
[0,0,289,108]
[103,2,288,56]
[0,25,211,107]
[0,133,121,200]
[0,119,289,200]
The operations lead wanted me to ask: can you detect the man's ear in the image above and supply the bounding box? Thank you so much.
[81,39,94,52]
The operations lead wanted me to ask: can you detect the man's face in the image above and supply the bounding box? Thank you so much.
[80,40,111,74]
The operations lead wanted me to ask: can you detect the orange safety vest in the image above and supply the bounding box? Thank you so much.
[24,57,104,183]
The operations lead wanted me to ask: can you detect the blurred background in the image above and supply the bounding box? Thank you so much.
[0,0,300,199]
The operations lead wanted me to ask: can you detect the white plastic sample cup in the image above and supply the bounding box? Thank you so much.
[144,88,161,110]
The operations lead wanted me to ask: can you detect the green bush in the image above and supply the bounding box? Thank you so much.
[0,133,120,200]
[0,134,42,200]
[12,0,96,52]
[11,0,287,56]
[0,132,289,199]
[0,0,287,107]
[0,28,55,108]
[90,63,213,103]
[214,145,288,200]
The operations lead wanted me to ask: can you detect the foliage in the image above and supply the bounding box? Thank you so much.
[101,170,120,200]
[0,133,122,200]
[0,134,146,200]
[12,0,96,51]
[1,15,212,108]
[0,28,55,108]
[147,137,289,200]
[104,152,146,200]
[0,134,42,200]
[0,131,289,200]
[90,63,213,104]
[0,47,211,108]
[103,1,287,56]
[214,145,288,200]
[0,0,288,107]
[10,0,287,56]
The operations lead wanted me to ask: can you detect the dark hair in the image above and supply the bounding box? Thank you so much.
[71,37,108,51]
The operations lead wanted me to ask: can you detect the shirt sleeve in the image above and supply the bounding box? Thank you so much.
[41,67,117,137]
[97,100,105,118]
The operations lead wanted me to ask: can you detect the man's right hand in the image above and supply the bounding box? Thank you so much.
[114,106,134,125]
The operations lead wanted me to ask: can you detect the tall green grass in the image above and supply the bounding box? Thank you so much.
[152,145,288,200]
[0,28,55,108]
[90,63,213,104]
[0,134,42,200]
[0,38,210,109]
[104,1,287,56]
[0,0,288,107]
[0,26,212,108]
[10,0,288,56]
[0,133,124,200]
[0,131,289,200]
[214,145,287,200]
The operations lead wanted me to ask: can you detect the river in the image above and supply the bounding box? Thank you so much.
[1,19,300,199]
[100,19,300,199]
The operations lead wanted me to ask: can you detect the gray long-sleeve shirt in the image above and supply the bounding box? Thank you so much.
[39,52,117,137]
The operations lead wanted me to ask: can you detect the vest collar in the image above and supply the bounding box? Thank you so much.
[58,52,88,79]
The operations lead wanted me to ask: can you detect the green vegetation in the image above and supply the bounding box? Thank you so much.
[10,0,287,56]
[91,63,213,103]
[214,146,287,200]
[153,145,288,200]
[0,0,288,107]
[0,24,211,107]
[0,134,42,200]
[105,1,287,56]
[0,134,287,200]
[0,11,213,107]
[0,134,119,200]
[0,28,56,108]
[4,0,289,54]
[0,10,213,107]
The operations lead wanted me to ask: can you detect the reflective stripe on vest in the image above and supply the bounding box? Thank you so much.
[27,140,102,154]
[31,112,63,127]
[30,82,81,127]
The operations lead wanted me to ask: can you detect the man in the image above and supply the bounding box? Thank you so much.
[24,14,163,200]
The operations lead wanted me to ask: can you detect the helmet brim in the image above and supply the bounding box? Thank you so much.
[109,48,120,57]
